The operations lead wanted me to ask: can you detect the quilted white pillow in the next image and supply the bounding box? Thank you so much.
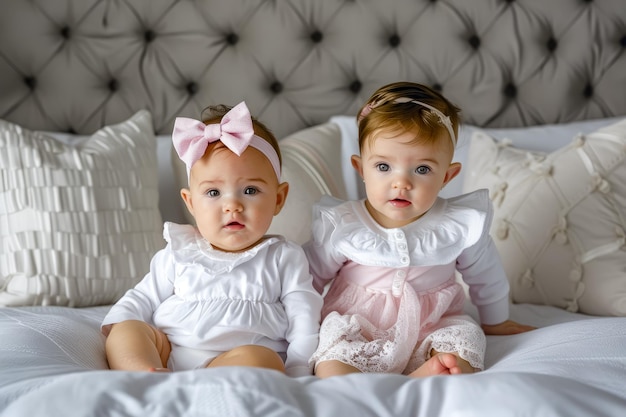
[463,119,626,316]
[0,111,165,307]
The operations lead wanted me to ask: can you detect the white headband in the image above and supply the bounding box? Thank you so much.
[358,97,457,147]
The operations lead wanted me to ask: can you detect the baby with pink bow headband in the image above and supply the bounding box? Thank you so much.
[173,101,282,181]
[102,101,322,376]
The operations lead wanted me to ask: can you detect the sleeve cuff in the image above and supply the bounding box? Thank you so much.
[476,296,510,325]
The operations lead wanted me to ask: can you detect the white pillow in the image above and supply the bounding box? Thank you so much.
[463,119,626,316]
[0,111,165,307]
[270,123,350,244]
[448,116,626,198]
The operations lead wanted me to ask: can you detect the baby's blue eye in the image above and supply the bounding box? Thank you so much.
[244,187,258,195]
[416,166,430,175]
[376,163,390,172]
[207,189,220,197]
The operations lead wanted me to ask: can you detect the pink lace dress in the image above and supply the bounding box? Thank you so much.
[303,190,510,374]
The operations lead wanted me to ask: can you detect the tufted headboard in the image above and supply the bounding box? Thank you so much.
[1,0,625,139]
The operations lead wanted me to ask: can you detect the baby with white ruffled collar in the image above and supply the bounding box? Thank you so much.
[304,82,535,379]
[101,102,322,376]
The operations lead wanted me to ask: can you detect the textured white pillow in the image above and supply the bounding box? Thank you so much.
[269,122,350,244]
[0,111,165,307]
[464,119,626,316]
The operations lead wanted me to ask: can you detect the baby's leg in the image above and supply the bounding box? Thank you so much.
[208,345,286,373]
[419,315,485,372]
[315,360,361,378]
[105,320,171,371]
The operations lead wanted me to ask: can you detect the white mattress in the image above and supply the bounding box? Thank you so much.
[1,303,625,417]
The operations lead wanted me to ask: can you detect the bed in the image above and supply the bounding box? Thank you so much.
[1,1,625,416]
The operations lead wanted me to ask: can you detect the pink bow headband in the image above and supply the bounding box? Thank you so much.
[358,97,457,147]
[172,101,281,181]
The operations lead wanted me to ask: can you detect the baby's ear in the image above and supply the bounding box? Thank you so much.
[274,182,289,215]
[351,155,364,179]
[180,188,194,216]
[443,162,462,186]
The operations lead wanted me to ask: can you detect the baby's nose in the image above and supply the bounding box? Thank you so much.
[223,198,243,212]
[392,174,412,189]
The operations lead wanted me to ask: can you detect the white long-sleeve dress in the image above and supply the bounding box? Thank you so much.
[102,222,322,377]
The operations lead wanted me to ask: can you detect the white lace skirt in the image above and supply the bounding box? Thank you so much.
[310,278,485,374]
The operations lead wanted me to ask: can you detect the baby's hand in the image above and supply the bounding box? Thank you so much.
[482,320,535,335]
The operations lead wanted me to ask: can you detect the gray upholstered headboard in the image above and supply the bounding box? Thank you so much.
[1,0,625,139]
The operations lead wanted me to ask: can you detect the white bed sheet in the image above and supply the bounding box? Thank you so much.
[1,304,624,417]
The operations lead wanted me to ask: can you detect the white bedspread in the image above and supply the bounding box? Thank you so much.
[1,304,625,416]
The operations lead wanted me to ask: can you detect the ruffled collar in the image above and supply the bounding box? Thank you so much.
[322,191,490,266]
[163,222,282,274]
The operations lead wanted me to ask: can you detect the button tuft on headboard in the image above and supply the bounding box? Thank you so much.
[311,30,323,43]
[108,79,119,92]
[432,83,442,92]
[144,30,156,43]
[60,26,71,39]
[270,81,283,94]
[547,38,558,52]
[186,82,199,95]
[226,33,239,45]
[350,80,362,93]
[621,35,626,47]
[468,35,481,49]
[583,84,594,98]
[389,34,401,47]
[504,83,517,98]
[24,76,36,90]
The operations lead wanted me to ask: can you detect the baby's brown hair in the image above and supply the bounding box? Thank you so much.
[356,82,461,152]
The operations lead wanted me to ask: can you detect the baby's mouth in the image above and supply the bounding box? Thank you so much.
[225,221,245,229]
[390,198,411,207]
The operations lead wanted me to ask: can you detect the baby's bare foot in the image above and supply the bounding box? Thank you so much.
[408,353,463,378]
